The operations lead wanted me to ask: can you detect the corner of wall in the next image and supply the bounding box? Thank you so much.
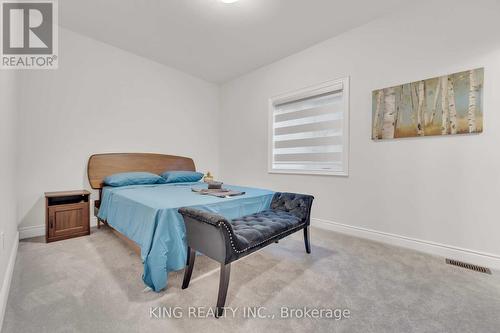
[0,232,19,331]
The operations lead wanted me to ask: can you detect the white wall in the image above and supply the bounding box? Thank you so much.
[0,70,18,326]
[220,0,500,260]
[17,28,221,230]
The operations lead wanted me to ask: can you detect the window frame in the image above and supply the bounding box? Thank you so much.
[268,77,350,176]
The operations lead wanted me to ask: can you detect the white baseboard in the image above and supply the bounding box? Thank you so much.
[0,232,19,331]
[18,216,500,270]
[312,218,500,271]
[18,225,44,240]
[19,217,98,240]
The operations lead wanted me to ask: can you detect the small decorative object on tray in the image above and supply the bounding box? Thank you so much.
[208,181,223,189]
[203,171,214,183]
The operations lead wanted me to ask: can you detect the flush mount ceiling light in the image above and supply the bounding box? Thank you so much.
[220,0,239,3]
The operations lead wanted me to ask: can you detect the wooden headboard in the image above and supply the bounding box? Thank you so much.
[87,153,196,189]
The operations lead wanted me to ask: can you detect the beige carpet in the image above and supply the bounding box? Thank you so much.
[3,226,500,333]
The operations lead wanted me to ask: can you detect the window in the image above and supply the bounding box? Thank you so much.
[269,77,349,176]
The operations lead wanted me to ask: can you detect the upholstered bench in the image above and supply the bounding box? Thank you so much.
[178,192,314,317]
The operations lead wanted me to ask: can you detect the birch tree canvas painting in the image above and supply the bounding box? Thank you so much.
[372,68,484,140]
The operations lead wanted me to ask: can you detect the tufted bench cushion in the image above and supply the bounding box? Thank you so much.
[229,210,302,252]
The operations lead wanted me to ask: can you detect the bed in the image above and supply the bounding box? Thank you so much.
[87,153,274,292]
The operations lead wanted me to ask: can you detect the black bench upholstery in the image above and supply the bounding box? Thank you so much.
[178,192,314,317]
[231,210,302,251]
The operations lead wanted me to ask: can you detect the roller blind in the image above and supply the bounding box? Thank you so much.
[270,79,349,175]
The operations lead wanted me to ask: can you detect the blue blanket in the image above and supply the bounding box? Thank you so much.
[97,182,274,291]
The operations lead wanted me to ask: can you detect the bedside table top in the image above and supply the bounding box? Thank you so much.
[45,190,91,198]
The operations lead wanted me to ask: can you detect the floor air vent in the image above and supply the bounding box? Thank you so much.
[446,259,492,274]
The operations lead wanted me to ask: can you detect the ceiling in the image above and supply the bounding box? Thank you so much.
[60,0,409,83]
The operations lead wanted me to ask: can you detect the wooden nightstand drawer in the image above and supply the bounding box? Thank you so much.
[45,190,90,243]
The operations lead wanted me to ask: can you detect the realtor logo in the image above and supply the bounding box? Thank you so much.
[1,0,58,69]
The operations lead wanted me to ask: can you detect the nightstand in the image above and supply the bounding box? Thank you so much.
[45,190,90,243]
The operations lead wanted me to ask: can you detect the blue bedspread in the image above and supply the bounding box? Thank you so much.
[97,182,274,291]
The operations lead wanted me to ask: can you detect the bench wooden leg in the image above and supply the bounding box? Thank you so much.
[216,263,231,318]
[182,247,196,289]
[304,226,311,254]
